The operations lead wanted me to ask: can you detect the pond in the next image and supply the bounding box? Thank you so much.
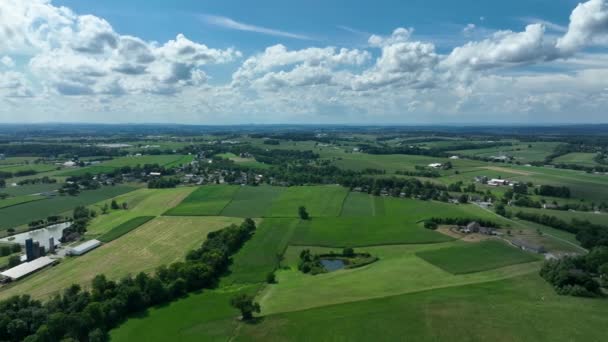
[320,258,346,272]
[0,222,71,249]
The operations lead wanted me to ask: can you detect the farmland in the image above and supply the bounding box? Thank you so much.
[2,125,608,341]
[0,216,242,300]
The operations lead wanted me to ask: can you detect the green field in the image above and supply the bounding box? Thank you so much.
[0,163,57,174]
[0,186,135,230]
[237,274,608,341]
[97,216,155,242]
[164,185,239,216]
[85,187,195,237]
[553,152,601,167]
[0,216,242,300]
[220,185,286,218]
[0,157,39,166]
[102,154,190,168]
[267,186,349,217]
[450,142,560,163]
[416,240,540,274]
[0,195,44,209]
[0,183,61,196]
[215,152,270,169]
[222,218,299,285]
[111,285,260,342]
[257,243,540,315]
[509,206,608,226]
[59,165,117,176]
[340,192,376,216]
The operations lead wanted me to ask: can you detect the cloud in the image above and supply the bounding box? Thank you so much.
[201,14,314,40]
[443,24,558,69]
[463,24,476,35]
[519,17,567,33]
[1,56,15,68]
[557,0,608,54]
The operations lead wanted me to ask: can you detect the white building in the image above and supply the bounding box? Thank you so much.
[487,179,509,186]
[67,239,101,256]
[63,161,77,167]
[428,163,443,168]
[1,256,56,281]
[149,172,162,177]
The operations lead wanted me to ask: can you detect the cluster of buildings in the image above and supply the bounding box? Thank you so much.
[474,176,513,187]
[458,222,500,236]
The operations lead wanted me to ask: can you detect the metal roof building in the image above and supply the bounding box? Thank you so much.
[67,239,102,256]
[1,256,56,280]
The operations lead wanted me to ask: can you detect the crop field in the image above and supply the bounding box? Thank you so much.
[0,185,135,230]
[449,142,560,163]
[220,185,286,218]
[237,274,608,341]
[340,192,376,216]
[257,243,540,315]
[553,152,600,167]
[97,216,155,242]
[59,165,117,176]
[328,153,485,174]
[0,195,44,209]
[164,185,239,216]
[222,218,299,285]
[508,206,608,226]
[0,216,242,300]
[111,285,260,342]
[416,240,540,274]
[102,154,190,168]
[85,187,195,236]
[0,163,57,174]
[267,186,349,217]
[0,157,39,165]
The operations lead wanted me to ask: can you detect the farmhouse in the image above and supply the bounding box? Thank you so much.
[487,178,509,186]
[428,163,443,168]
[460,221,495,235]
[67,239,101,256]
[149,172,162,177]
[0,256,57,282]
[63,160,77,167]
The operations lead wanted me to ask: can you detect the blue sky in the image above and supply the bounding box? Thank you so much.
[0,0,607,124]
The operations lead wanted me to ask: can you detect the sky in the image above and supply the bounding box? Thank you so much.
[0,0,607,124]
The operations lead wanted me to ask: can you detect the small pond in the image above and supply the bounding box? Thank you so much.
[0,222,71,249]
[320,258,346,272]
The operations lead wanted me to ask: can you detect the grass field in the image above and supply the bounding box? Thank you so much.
[85,187,195,236]
[59,165,117,176]
[0,183,61,196]
[222,218,299,285]
[0,186,135,230]
[102,154,190,168]
[416,240,540,274]
[220,185,286,218]
[164,185,239,216]
[0,157,39,166]
[509,206,608,226]
[0,216,242,300]
[215,152,270,169]
[0,163,57,174]
[237,274,608,341]
[97,216,155,242]
[0,195,44,209]
[257,243,540,315]
[553,152,601,167]
[340,192,375,216]
[111,285,260,342]
[449,142,559,163]
[267,186,349,217]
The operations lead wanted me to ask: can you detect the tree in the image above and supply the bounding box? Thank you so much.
[8,255,21,268]
[342,247,355,257]
[110,200,119,210]
[298,206,309,220]
[101,203,109,215]
[458,194,468,204]
[230,294,260,320]
[266,272,276,284]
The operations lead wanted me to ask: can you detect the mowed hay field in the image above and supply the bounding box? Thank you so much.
[164,185,239,216]
[257,243,541,315]
[553,152,601,167]
[416,240,540,274]
[0,216,242,300]
[237,274,608,342]
[85,187,195,237]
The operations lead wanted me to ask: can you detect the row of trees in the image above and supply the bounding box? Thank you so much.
[541,247,608,297]
[0,219,256,342]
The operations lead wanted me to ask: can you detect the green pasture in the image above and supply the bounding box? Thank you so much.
[553,152,601,167]
[0,163,57,174]
[220,185,286,218]
[97,216,155,243]
[0,195,45,209]
[164,185,239,216]
[416,240,540,274]
[267,186,348,217]
[0,183,61,196]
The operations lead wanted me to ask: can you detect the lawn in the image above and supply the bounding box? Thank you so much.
[97,216,155,242]
[416,240,539,274]
[220,185,286,218]
[111,285,260,342]
[0,185,136,230]
[237,274,608,341]
[257,243,540,315]
[0,216,242,300]
[222,218,299,285]
[267,186,349,217]
[164,185,239,216]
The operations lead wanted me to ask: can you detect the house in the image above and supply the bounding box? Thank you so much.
[466,221,481,233]
[149,172,161,177]
[63,161,76,167]
[543,203,558,209]
[449,155,460,159]
[428,163,443,169]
